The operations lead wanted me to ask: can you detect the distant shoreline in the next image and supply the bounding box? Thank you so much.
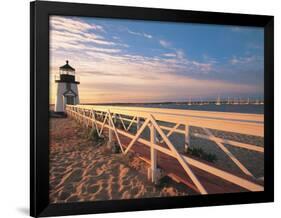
[50,102,264,114]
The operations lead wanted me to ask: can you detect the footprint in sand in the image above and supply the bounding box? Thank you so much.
[121,190,131,199]
[131,187,140,196]
[121,179,130,186]
[88,184,101,194]
[94,168,105,177]
[66,194,83,202]
[58,191,71,201]
[55,168,83,189]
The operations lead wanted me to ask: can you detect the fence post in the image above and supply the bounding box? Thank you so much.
[83,109,86,126]
[184,123,190,153]
[107,112,114,149]
[149,123,158,184]
[113,113,117,124]
[78,108,80,123]
[91,110,95,129]
[136,117,140,130]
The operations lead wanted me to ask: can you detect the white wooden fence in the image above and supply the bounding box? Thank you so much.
[65,104,264,195]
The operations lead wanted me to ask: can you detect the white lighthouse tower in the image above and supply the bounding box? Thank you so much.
[54,60,80,112]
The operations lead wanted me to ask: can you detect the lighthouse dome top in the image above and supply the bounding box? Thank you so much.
[59,60,75,73]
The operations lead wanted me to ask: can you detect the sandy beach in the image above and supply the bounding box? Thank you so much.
[49,117,190,203]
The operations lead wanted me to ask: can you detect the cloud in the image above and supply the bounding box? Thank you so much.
[162,53,177,57]
[159,39,171,48]
[50,29,115,48]
[202,54,218,64]
[230,27,243,32]
[159,39,186,60]
[88,47,121,53]
[175,50,185,59]
[50,18,130,56]
[143,33,153,39]
[230,57,240,65]
[229,26,252,33]
[229,55,261,65]
[51,16,105,33]
[247,42,263,50]
[127,29,153,39]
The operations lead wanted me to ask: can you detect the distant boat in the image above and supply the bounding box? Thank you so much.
[188,98,192,106]
[238,96,242,105]
[227,97,230,104]
[199,98,203,105]
[233,97,239,105]
[240,97,248,105]
[254,99,260,105]
[215,96,221,106]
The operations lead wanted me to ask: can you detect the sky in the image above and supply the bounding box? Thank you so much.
[50,16,264,104]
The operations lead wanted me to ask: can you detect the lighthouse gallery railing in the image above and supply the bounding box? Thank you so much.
[65,104,264,195]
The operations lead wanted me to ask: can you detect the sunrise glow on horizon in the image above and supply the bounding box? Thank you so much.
[50,16,264,104]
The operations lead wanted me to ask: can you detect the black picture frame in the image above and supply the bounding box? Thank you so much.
[30,1,274,217]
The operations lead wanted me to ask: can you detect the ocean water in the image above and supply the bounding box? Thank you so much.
[137,103,264,114]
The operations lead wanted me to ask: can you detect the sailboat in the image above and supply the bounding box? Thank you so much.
[188,97,192,106]
[227,97,230,104]
[215,96,221,106]
[238,96,242,105]
[254,98,260,105]
[232,97,237,105]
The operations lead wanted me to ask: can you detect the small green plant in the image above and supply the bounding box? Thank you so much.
[115,120,124,130]
[187,147,217,163]
[111,142,121,153]
[88,127,102,141]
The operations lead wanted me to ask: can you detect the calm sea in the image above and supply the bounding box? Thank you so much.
[137,103,264,114]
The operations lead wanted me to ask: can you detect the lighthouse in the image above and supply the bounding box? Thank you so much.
[54,60,80,112]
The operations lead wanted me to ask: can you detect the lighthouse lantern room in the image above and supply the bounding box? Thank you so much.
[54,60,80,112]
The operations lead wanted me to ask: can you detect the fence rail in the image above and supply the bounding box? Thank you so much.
[65,104,264,194]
